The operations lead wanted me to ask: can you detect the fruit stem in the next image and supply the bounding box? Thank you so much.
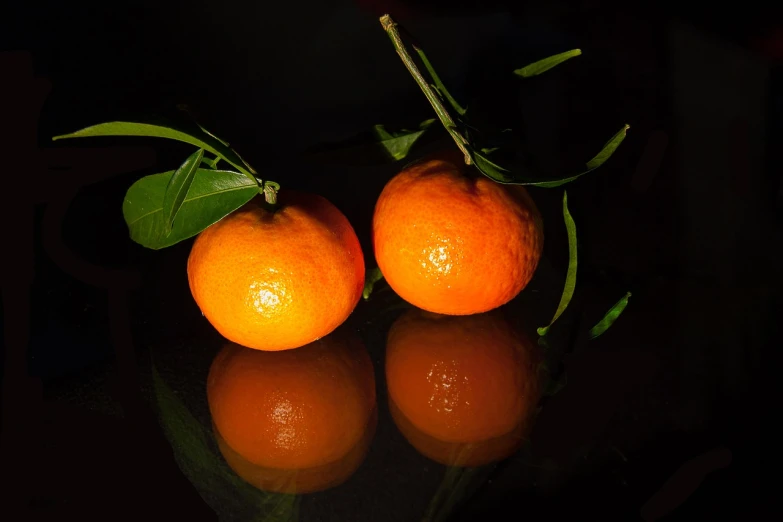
[412,45,466,116]
[380,14,472,165]
[258,179,280,208]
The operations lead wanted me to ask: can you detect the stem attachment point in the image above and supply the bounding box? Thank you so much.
[380,14,472,166]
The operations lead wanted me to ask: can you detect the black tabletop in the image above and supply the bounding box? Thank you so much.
[1,1,779,520]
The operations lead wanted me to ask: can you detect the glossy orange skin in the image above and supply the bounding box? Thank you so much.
[372,150,544,315]
[188,191,365,351]
[388,398,528,467]
[385,309,542,445]
[213,409,377,494]
[206,331,376,470]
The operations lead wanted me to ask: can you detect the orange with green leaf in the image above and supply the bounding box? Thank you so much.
[51,14,631,347]
[50,13,635,508]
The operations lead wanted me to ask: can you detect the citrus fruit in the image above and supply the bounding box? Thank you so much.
[372,149,544,315]
[188,191,365,351]
[385,308,542,452]
[213,409,377,494]
[207,329,376,471]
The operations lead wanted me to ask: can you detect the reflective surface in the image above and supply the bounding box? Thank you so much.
[143,284,560,522]
[385,309,542,467]
[213,409,378,494]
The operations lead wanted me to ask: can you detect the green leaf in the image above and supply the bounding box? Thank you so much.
[362,267,385,300]
[196,122,230,147]
[123,168,258,250]
[586,125,629,170]
[373,118,437,161]
[472,151,516,183]
[538,191,578,336]
[372,124,394,142]
[588,292,632,340]
[162,148,204,235]
[514,49,582,78]
[472,124,629,187]
[412,45,467,116]
[304,119,437,166]
[52,120,257,179]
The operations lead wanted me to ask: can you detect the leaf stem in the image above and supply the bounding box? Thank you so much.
[380,15,472,165]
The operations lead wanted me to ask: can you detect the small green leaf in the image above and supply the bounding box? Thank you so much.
[363,267,385,300]
[373,119,437,161]
[471,124,629,187]
[123,168,258,249]
[53,120,257,180]
[373,124,395,142]
[162,148,204,235]
[305,119,438,166]
[586,124,630,170]
[588,292,632,340]
[514,49,582,78]
[538,191,578,336]
[472,151,516,183]
[379,129,428,161]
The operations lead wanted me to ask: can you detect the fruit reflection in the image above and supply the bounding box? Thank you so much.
[207,329,376,493]
[386,309,542,467]
[213,408,377,494]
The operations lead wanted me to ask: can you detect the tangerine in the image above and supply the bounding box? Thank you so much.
[206,329,376,471]
[188,191,365,351]
[385,308,542,452]
[372,150,544,315]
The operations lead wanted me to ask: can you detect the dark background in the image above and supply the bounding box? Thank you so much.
[1,0,781,520]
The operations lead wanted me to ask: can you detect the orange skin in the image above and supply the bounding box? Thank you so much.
[388,398,528,467]
[206,330,376,471]
[372,150,544,316]
[385,309,542,448]
[188,191,365,351]
[213,409,377,494]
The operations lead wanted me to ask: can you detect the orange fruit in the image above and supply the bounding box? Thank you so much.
[206,329,376,471]
[213,409,377,494]
[188,191,365,351]
[385,308,542,460]
[372,150,544,315]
